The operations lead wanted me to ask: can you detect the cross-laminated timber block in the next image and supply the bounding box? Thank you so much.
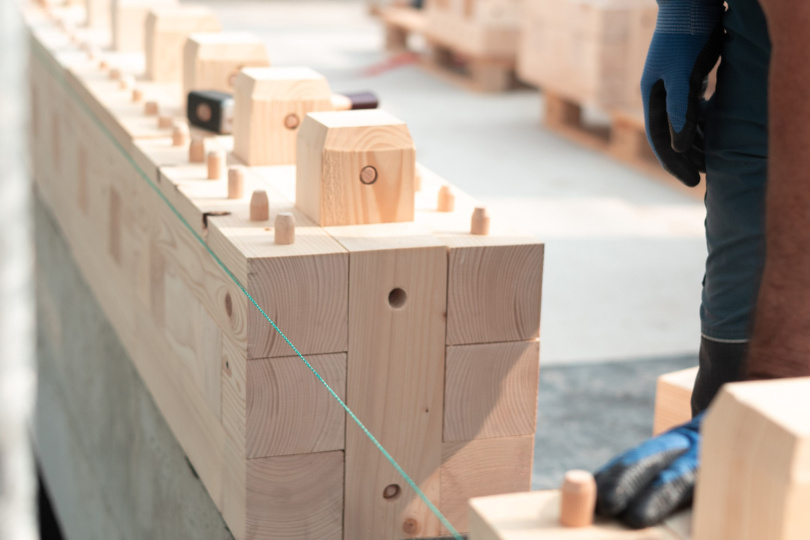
[444,340,540,442]
[693,377,810,540]
[182,32,270,103]
[111,0,177,52]
[297,110,417,227]
[232,67,334,166]
[653,367,697,435]
[144,5,221,83]
[326,223,448,539]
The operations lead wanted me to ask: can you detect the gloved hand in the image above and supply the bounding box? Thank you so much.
[641,0,725,187]
[594,413,703,528]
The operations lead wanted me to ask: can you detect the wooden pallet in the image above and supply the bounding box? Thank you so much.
[380,5,517,92]
[544,92,706,200]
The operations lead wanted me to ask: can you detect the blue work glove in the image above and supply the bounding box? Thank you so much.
[641,0,725,187]
[594,413,702,528]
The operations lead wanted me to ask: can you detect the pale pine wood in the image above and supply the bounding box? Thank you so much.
[424,0,522,59]
[444,340,539,441]
[246,452,344,540]
[232,67,333,166]
[468,491,689,540]
[326,224,447,539]
[246,353,346,458]
[296,110,416,227]
[111,0,177,52]
[228,166,245,199]
[652,367,697,435]
[470,206,490,235]
[182,32,269,103]
[249,190,269,221]
[441,435,534,533]
[144,5,221,83]
[693,378,810,540]
[559,471,597,528]
[274,213,295,245]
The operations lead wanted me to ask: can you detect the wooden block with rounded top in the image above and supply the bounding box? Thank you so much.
[444,340,539,442]
[560,470,596,528]
[694,377,810,540]
[232,67,333,166]
[112,0,177,52]
[296,110,416,227]
[182,32,270,102]
[144,5,221,83]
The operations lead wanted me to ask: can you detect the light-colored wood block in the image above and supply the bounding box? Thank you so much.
[144,5,221,83]
[653,367,697,435]
[246,353,346,458]
[296,110,416,227]
[327,224,447,539]
[444,340,540,442]
[111,0,177,52]
[182,32,270,103]
[247,451,344,540]
[441,435,534,533]
[468,490,690,540]
[424,0,522,58]
[693,377,810,540]
[232,67,333,166]
[85,0,110,29]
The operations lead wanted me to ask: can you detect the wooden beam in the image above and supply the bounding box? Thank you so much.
[111,0,177,52]
[296,110,416,227]
[693,378,810,540]
[144,5,220,83]
[444,340,540,442]
[652,367,697,435]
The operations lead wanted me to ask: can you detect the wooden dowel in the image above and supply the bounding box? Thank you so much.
[131,87,143,103]
[207,150,226,180]
[119,74,135,91]
[250,190,269,221]
[171,122,189,147]
[144,101,159,116]
[559,470,596,528]
[188,137,205,163]
[470,206,490,236]
[437,185,455,212]
[274,213,295,245]
[228,167,245,199]
[109,68,121,81]
[157,115,173,129]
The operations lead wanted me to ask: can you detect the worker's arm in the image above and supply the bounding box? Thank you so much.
[747,0,810,380]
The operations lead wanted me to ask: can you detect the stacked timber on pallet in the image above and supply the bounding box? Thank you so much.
[381,0,523,92]
[27,2,543,539]
[468,370,810,540]
[516,0,675,184]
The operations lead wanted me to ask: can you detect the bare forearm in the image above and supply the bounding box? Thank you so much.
[747,0,810,379]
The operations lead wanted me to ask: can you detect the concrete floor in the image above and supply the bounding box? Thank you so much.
[197,0,708,491]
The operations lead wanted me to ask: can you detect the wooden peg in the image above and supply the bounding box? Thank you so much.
[274,213,295,245]
[119,74,135,90]
[227,166,245,199]
[171,122,189,147]
[157,115,173,129]
[188,136,205,163]
[250,190,269,221]
[437,185,455,212]
[109,68,121,81]
[470,207,490,236]
[559,470,596,528]
[144,100,159,116]
[99,59,108,70]
[132,87,143,103]
[207,150,225,180]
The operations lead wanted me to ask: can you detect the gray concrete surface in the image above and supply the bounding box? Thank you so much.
[34,198,234,540]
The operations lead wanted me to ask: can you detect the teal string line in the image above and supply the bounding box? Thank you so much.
[32,37,464,540]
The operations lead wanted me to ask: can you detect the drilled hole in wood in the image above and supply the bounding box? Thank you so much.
[360,165,378,185]
[388,288,407,309]
[284,113,300,130]
[383,484,400,501]
[196,102,212,123]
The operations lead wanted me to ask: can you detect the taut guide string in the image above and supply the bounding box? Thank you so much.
[32,28,465,540]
